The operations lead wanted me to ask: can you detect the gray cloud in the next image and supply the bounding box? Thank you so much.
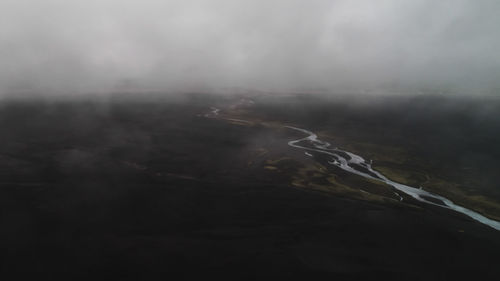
[1,0,499,96]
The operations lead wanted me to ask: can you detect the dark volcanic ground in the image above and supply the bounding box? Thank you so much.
[1,95,500,280]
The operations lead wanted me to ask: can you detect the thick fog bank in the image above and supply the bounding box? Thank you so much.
[1,0,500,97]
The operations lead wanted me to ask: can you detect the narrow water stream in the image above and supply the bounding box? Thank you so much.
[203,106,500,231]
[286,126,500,231]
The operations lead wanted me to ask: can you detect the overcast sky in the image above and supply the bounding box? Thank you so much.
[1,0,499,95]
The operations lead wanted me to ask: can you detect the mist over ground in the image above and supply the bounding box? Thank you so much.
[1,0,500,96]
[4,2,500,279]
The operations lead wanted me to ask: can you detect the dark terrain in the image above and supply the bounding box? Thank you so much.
[1,93,500,280]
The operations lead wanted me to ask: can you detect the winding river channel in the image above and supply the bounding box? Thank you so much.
[204,106,500,231]
[286,126,500,231]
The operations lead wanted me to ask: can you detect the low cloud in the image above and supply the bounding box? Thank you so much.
[1,0,499,96]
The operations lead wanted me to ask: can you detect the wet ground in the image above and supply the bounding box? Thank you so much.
[1,94,500,280]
